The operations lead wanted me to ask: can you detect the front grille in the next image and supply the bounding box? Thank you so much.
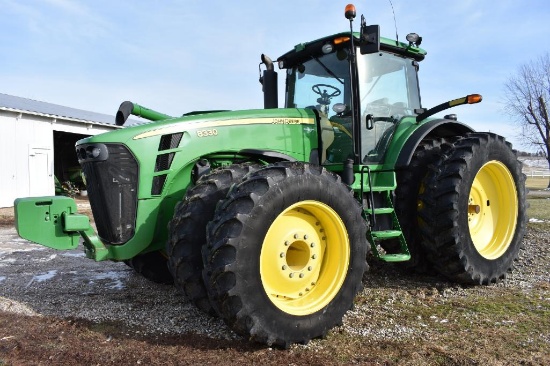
[155,153,175,172]
[151,175,167,195]
[150,133,183,195]
[78,143,138,245]
[159,133,183,151]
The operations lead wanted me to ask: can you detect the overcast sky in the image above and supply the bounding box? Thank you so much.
[1,0,549,151]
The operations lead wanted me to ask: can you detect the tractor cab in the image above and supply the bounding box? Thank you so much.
[268,6,426,166]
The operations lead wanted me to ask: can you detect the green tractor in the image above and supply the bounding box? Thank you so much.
[15,5,526,347]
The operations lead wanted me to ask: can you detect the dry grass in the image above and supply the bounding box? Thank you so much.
[528,198,550,219]
[526,177,550,191]
[527,198,550,231]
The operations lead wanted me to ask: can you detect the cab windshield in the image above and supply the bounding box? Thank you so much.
[285,51,353,163]
[285,47,421,164]
[285,51,350,118]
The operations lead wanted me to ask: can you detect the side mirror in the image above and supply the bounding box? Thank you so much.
[366,114,374,130]
[360,24,380,54]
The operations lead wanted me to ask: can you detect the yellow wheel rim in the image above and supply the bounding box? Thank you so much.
[468,161,518,259]
[260,200,350,316]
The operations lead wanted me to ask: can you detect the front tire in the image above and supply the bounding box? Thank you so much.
[124,251,173,284]
[203,162,367,347]
[419,133,527,284]
[167,163,260,315]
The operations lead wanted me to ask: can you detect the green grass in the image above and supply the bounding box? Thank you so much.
[527,197,550,230]
[525,176,550,230]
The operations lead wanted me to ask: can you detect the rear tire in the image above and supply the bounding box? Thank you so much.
[388,137,458,271]
[167,163,260,315]
[418,133,527,284]
[203,162,367,347]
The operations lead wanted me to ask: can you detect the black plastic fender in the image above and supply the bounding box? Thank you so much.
[395,119,474,169]
[238,149,297,163]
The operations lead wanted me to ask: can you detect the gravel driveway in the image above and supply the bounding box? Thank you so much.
[0,226,238,340]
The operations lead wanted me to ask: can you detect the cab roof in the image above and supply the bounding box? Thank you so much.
[277,31,427,68]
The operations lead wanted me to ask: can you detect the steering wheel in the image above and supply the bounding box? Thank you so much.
[312,84,341,105]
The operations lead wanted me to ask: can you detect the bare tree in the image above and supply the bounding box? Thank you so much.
[504,52,550,187]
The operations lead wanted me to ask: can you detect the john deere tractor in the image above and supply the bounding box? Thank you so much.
[15,5,526,347]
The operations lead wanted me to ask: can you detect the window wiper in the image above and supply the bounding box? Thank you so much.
[312,57,344,85]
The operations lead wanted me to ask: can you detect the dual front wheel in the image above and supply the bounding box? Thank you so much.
[169,162,367,347]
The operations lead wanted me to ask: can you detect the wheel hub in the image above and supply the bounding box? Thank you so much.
[260,201,349,315]
[468,160,518,260]
[277,227,323,297]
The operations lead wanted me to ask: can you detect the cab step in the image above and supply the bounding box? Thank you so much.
[371,230,401,239]
[379,253,411,262]
[363,187,411,263]
[372,207,394,215]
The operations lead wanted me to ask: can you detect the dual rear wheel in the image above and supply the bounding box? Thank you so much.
[417,133,527,284]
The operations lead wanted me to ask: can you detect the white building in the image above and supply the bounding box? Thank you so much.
[0,93,122,208]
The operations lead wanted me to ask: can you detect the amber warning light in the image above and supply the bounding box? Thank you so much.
[345,4,356,20]
[467,94,483,104]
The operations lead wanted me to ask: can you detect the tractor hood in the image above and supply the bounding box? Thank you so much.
[78,107,317,146]
[76,107,319,200]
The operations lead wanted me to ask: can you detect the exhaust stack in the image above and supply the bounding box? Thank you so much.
[259,54,278,109]
[116,101,174,126]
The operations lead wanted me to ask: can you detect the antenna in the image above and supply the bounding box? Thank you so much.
[388,0,399,45]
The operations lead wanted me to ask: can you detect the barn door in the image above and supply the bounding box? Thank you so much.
[28,147,54,197]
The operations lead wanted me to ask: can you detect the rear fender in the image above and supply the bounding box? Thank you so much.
[394,119,474,168]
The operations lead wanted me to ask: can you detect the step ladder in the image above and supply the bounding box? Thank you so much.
[365,189,411,262]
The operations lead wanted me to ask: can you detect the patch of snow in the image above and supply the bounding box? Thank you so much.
[90,270,128,290]
[0,258,16,265]
[520,158,548,168]
[26,270,58,287]
[61,251,86,258]
[0,245,46,254]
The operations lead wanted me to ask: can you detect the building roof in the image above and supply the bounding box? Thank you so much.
[0,93,128,127]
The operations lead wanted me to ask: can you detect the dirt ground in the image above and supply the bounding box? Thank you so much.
[1,196,549,365]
